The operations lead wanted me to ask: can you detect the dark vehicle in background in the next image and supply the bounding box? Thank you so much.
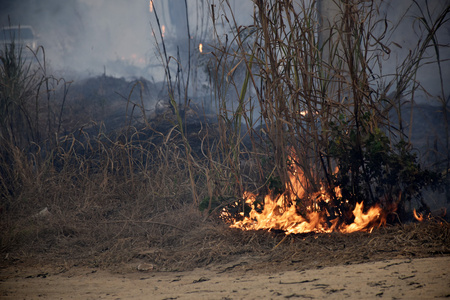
[0,25,38,55]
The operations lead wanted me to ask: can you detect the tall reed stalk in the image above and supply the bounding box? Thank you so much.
[210,0,447,221]
[149,0,201,206]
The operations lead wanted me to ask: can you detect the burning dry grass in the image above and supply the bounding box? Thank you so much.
[1,0,449,278]
[0,73,448,278]
[1,182,448,273]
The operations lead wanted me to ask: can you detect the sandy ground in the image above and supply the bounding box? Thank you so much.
[1,256,449,299]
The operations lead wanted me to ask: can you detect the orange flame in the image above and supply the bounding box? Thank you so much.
[199,43,203,53]
[222,153,388,235]
[413,209,424,222]
[340,202,384,233]
[149,0,153,13]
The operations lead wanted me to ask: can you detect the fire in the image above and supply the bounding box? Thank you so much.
[199,43,203,53]
[340,202,384,233]
[413,208,446,222]
[221,153,388,235]
[413,209,424,222]
[149,0,153,13]
[161,25,166,37]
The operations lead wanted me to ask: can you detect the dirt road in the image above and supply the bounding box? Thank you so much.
[1,256,449,299]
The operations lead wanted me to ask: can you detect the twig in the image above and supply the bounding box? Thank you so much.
[272,234,288,250]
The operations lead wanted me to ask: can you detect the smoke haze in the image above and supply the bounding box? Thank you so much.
[0,0,254,81]
[0,0,156,78]
[0,0,448,101]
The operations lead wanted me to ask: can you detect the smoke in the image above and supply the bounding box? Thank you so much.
[0,0,255,81]
[0,0,447,101]
[379,0,450,103]
[0,0,155,79]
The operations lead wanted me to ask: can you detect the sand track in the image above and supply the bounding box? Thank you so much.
[1,256,449,299]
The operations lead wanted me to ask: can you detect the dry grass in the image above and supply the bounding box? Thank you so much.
[1,0,449,274]
[1,195,448,272]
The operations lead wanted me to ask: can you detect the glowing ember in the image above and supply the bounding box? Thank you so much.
[149,0,153,13]
[413,209,424,222]
[221,153,388,235]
